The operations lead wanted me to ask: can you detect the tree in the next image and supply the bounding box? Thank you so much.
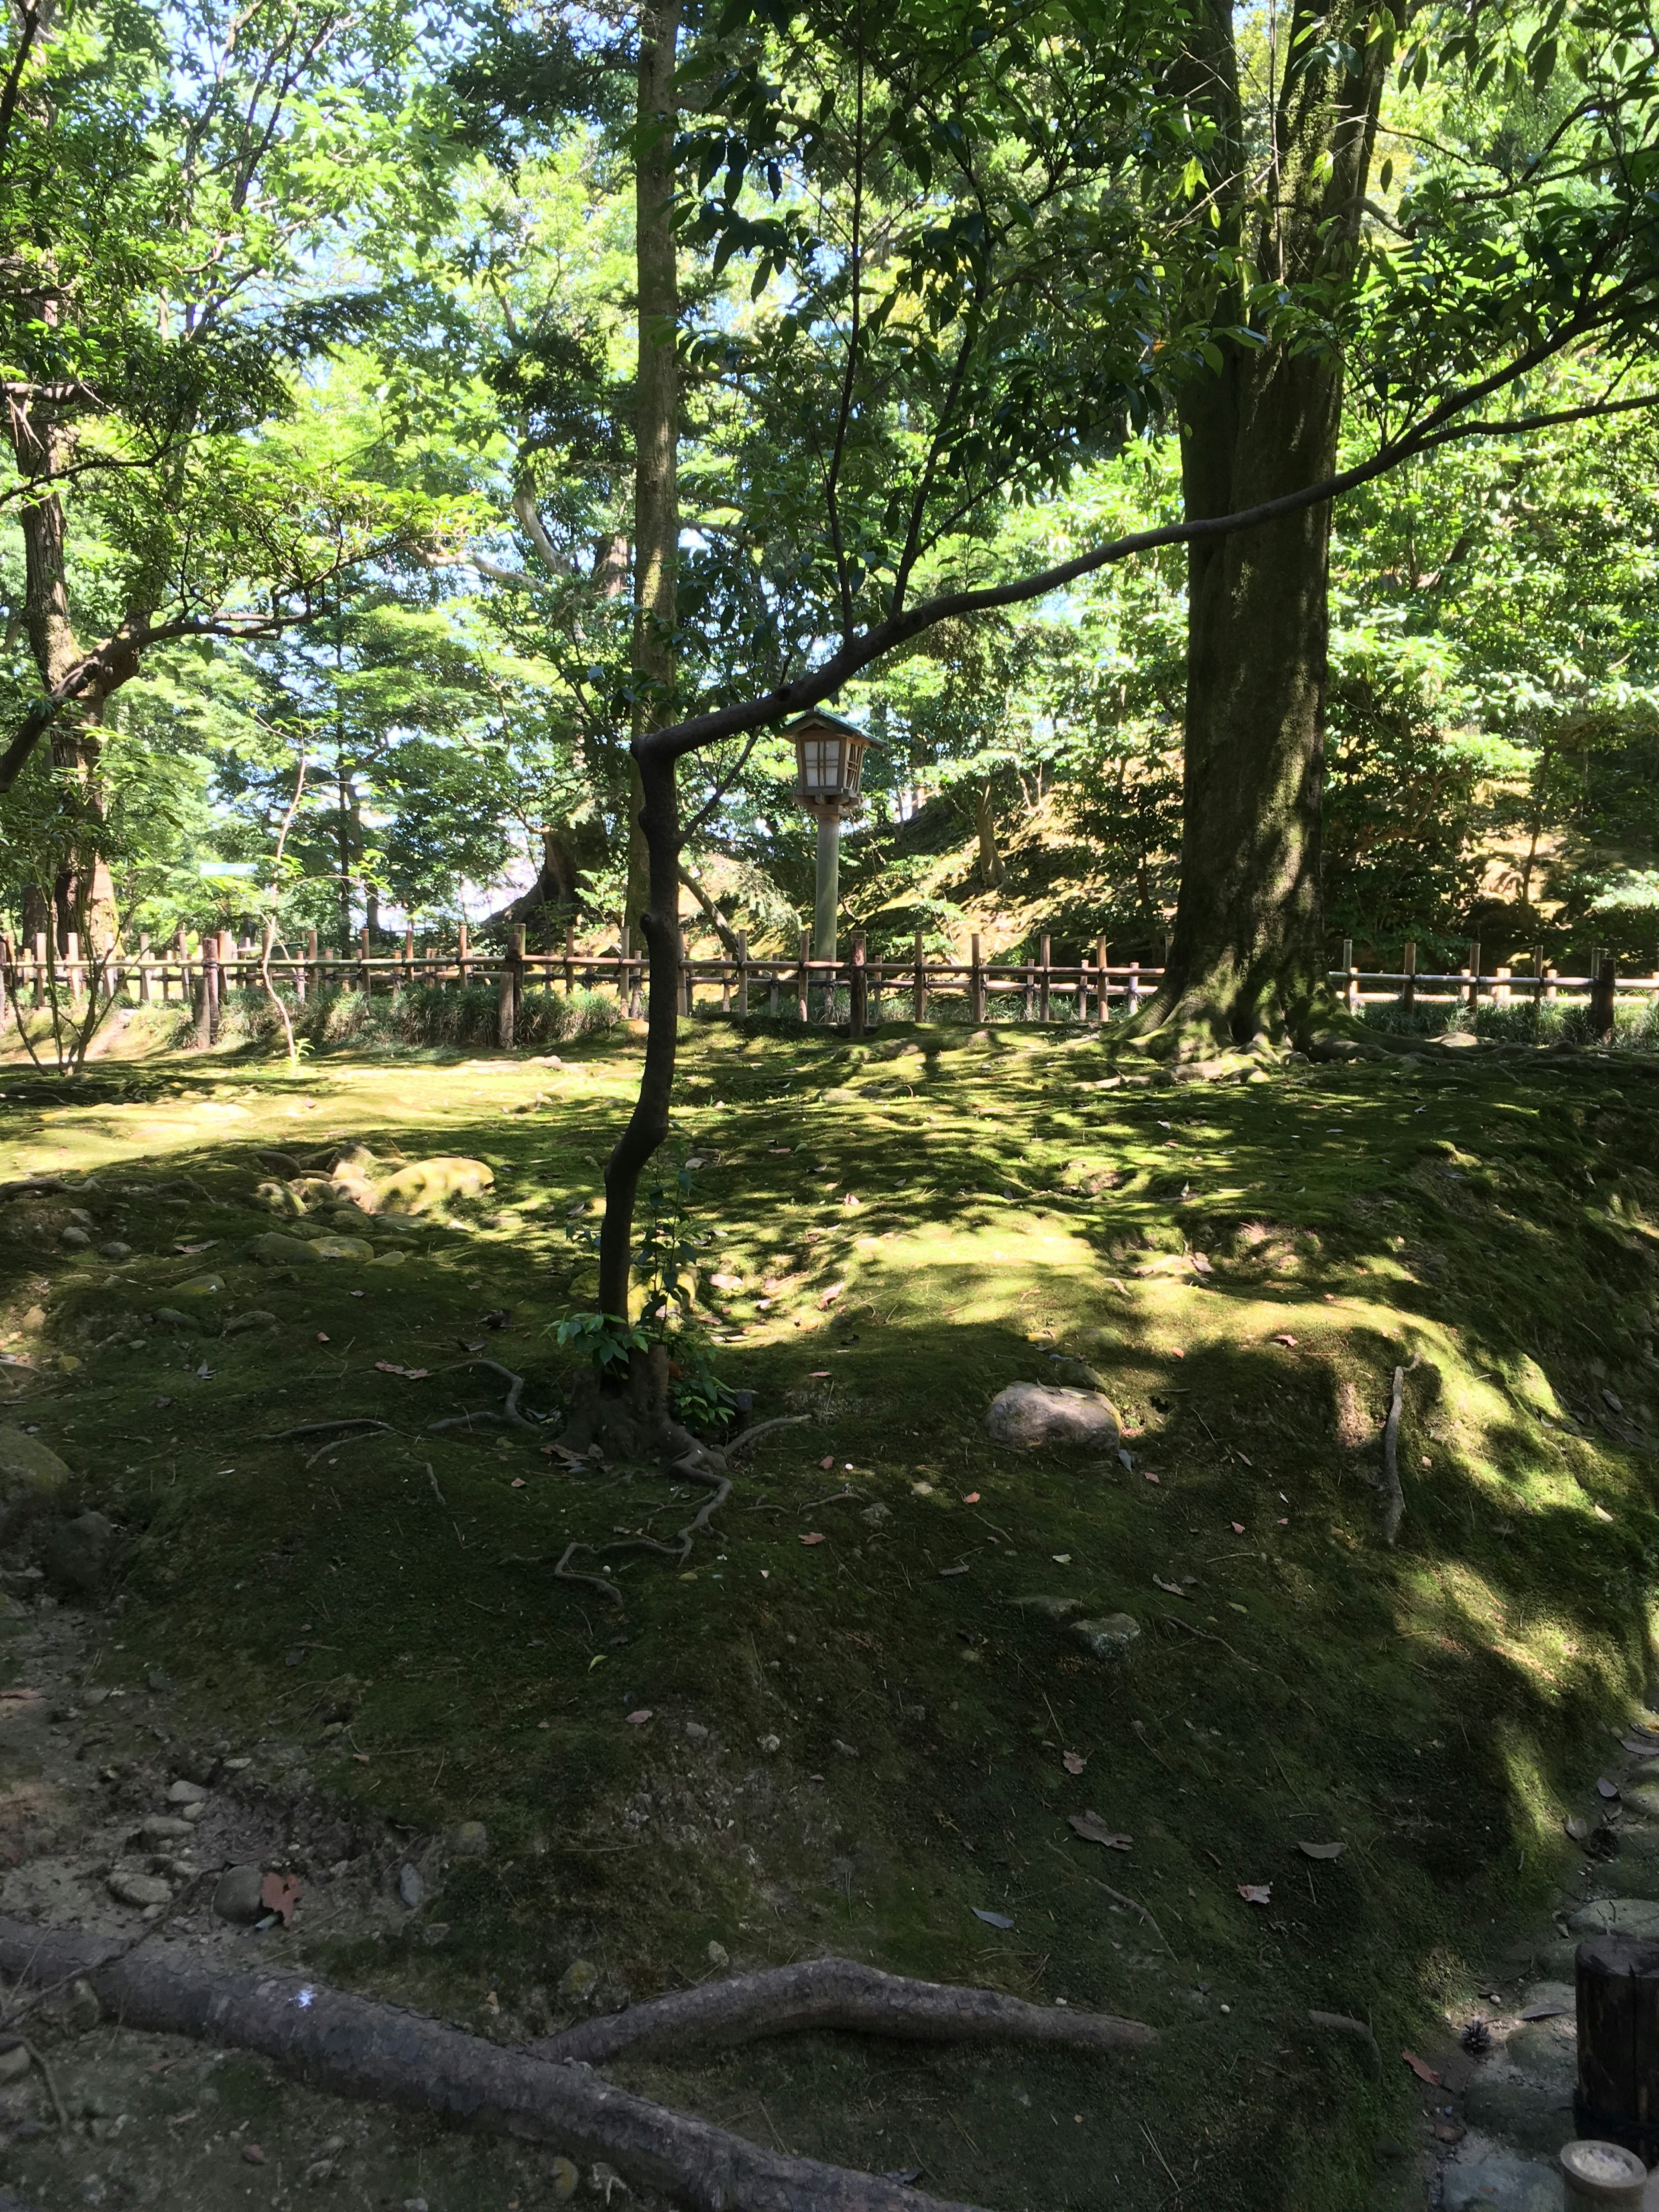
[0,0,455,955]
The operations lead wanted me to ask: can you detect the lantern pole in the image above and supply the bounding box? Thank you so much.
[813,802,840,981]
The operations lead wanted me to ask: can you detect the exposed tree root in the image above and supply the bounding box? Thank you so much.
[547,1460,731,1612]
[530,1956,1157,2066]
[725,1414,811,1456]
[428,1357,550,1435]
[0,1921,1159,2211]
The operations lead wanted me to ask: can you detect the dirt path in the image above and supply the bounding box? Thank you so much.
[0,1584,597,2212]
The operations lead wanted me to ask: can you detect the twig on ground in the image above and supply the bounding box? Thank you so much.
[531,1955,1155,2065]
[303,1428,395,1472]
[19,2037,66,2128]
[428,1358,548,1434]
[801,1486,861,1510]
[1379,1358,1421,1546]
[426,1462,448,1509]
[1044,1841,1176,1958]
[264,1418,395,1445]
[1157,1613,1262,1671]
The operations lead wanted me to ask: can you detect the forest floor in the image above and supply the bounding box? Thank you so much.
[0,1017,1657,2212]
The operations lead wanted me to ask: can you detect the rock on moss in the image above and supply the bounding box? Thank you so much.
[985,1382,1121,1453]
[42,1511,117,1593]
[248,1233,318,1265]
[311,1235,374,1262]
[0,1425,71,1502]
[1068,1613,1141,1660]
[377,1157,494,1214]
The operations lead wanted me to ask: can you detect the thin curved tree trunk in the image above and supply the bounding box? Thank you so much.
[626,0,680,945]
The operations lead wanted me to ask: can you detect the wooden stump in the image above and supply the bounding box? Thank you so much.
[1576,1933,1659,2158]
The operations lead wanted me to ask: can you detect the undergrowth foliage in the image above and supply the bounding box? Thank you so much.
[122,983,625,1055]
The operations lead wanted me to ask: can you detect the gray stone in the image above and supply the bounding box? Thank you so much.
[1007,1594,1085,1621]
[1441,2158,1563,2212]
[1620,1784,1659,1820]
[166,1778,208,1806]
[108,1870,172,1909]
[684,1721,709,1741]
[152,1306,196,1329]
[41,1511,116,1593]
[1593,1854,1659,1898]
[311,1235,373,1262]
[1504,2016,1576,2086]
[451,1820,488,1857]
[1517,1980,1575,2015]
[60,1226,90,1249]
[140,1817,193,1846]
[0,2039,30,2081]
[1069,1612,1141,1660]
[398,1863,423,1909]
[1462,2075,1577,2159]
[985,1382,1122,1453]
[174,1273,226,1298]
[99,1241,133,1260]
[1567,1896,1659,1938]
[213,1866,266,1925]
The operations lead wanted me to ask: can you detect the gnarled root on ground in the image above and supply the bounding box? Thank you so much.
[428,1358,550,1435]
[0,1920,1154,2212]
[532,1955,1157,2066]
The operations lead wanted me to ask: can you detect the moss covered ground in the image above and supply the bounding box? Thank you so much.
[3,1019,1659,2211]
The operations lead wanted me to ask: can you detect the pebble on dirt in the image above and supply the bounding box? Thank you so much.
[213,1866,267,1924]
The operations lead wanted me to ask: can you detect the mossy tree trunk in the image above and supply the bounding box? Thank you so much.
[1147,1,1389,1055]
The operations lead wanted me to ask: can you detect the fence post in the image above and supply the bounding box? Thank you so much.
[1023,947,1035,1022]
[457,920,470,987]
[680,925,692,1017]
[137,931,153,1007]
[1494,963,1511,1006]
[1592,953,1617,1045]
[1342,938,1359,1015]
[402,925,414,982]
[913,929,927,1023]
[1096,936,1109,1024]
[498,925,523,1048]
[736,929,750,1018]
[850,932,867,1038]
[1127,959,1141,1015]
[1532,944,1545,1007]
[200,936,219,1046]
[796,928,809,1024]
[970,932,986,1025]
[1545,963,1558,1001]
[1039,931,1052,1023]
[1465,938,1481,1010]
[564,919,575,997]
[31,931,46,1007]
[63,930,83,1002]
[1400,941,1417,1012]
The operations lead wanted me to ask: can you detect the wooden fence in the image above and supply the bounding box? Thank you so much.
[2,922,1653,1047]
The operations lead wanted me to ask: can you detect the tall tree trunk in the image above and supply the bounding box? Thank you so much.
[625,0,680,943]
[15,411,115,949]
[973,781,1002,889]
[1161,345,1339,1047]
[1147,0,1389,1055]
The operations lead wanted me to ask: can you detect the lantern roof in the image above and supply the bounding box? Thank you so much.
[782,709,868,741]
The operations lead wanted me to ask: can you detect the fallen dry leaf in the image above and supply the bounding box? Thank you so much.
[1153,1575,1186,1597]
[315,1331,330,1344]
[626,1709,653,1726]
[510,1476,525,1489]
[1402,2050,1442,2085]
[800,1532,826,1546]
[963,1491,980,1503]
[820,1454,835,1468]
[1062,1750,1086,1774]
[375,1360,431,1380]
[1273,1332,1298,1348]
[818,1282,846,1308]
[259,1873,301,1927]
[1230,1521,1246,1534]
[1238,1883,1271,1906]
[1598,1776,1621,1799]
[1068,1811,1132,1850]
[1297,1840,1345,1861]
[1143,1471,1160,1485]
[242,2144,267,2166]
